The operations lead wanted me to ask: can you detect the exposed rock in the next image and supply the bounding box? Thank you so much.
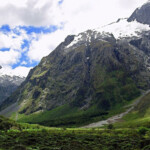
[128,1,150,25]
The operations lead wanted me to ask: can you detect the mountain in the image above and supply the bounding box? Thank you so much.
[128,1,150,25]
[1,1,150,127]
[0,66,25,105]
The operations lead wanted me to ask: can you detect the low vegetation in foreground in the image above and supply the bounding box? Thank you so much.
[0,116,150,150]
[1,91,150,150]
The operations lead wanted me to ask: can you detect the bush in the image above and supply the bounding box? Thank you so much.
[107,124,114,129]
[11,144,27,150]
[41,128,48,134]
[138,127,149,135]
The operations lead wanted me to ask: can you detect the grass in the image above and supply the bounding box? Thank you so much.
[13,96,139,128]
[114,92,150,128]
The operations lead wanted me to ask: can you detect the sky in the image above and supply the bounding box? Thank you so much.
[0,0,147,77]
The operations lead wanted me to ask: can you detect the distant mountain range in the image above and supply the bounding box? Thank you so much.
[1,1,150,127]
[0,66,25,105]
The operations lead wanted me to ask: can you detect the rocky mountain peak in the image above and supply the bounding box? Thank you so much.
[0,65,25,104]
[128,1,150,25]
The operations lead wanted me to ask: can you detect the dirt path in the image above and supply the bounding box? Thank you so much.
[81,90,150,128]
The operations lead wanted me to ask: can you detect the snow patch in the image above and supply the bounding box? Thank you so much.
[97,19,150,39]
[66,34,82,48]
[65,19,150,49]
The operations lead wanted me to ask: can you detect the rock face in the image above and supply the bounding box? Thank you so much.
[128,1,150,25]
[1,1,150,122]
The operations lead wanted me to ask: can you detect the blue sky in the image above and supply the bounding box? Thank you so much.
[0,25,58,69]
[0,0,147,77]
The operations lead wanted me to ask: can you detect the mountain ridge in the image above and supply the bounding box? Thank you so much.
[0,66,25,105]
[1,1,150,127]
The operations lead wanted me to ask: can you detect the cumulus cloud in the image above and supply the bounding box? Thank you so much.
[27,29,68,61]
[0,0,146,27]
[0,29,27,50]
[0,0,62,27]
[0,49,20,66]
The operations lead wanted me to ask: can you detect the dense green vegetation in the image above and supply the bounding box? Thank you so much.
[0,88,150,150]
[114,92,150,129]
[0,124,150,150]
[0,114,150,150]
[13,71,140,127]
[15,100,133,127]
[93,71,140,110]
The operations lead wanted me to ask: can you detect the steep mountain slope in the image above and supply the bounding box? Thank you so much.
[128,1,150,25]
[1,1,150,127]
[0,66,25,104]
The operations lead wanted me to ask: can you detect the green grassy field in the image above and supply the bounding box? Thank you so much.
[12,101,130,128]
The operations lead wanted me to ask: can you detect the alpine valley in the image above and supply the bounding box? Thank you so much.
[1,1,150,129]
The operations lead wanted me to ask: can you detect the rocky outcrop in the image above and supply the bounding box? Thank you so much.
[128,1,150,25]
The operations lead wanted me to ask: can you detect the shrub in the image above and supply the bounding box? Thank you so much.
[138,127,149,135]
[11,144,27,150]
[107,124,114,129]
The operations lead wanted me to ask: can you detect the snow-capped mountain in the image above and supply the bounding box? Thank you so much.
[0,66,25,104]
[65,19,150,51]
[65,0,150,50]
[1,0,150,126]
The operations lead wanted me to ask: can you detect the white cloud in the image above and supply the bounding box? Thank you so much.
[0,0,148,76]
[60,0,148,33]
[118,0,147,9]
[0,49,20,66]
[11,66,32,77]
[21,61,27,65]
[0,29,28,50]
[0,0,62,27]
[0,0,146,27]
[0,66,32,77]
[28,29,67,61]
[0,0,27,7]
[27,0,148,62]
